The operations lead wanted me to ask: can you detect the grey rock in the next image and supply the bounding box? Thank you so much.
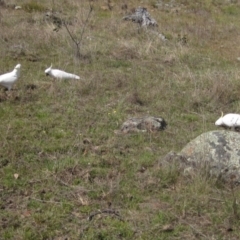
[44,11,74,32]
[162,130,240,184]
[116,116,167,134]
[123,7,166,41]
[123,7,158,27]
[45,11,63,31]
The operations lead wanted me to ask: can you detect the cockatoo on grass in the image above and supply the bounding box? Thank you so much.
[0,64,21,90]
[215,112,240,131]
[45,64,80,80]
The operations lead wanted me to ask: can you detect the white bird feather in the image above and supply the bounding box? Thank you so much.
[45,64,80,80]
[215,112,240,129]
[0,64,21,90]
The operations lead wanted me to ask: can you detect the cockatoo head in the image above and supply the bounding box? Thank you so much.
[14,64,21,77]
[45,64,52,76]
[215,112,224,126]
[15,64,21,69]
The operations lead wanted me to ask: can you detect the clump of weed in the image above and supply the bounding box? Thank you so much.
[22,1,46,12]
[221,5,240,15]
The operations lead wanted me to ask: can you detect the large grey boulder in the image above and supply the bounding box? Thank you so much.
[162,130,240,184]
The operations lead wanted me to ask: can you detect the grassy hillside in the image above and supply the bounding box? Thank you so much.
[1,0,240,239]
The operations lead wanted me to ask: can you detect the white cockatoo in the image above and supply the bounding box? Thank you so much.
[215,112,240,130]
[45,64,80,80]
[0,64,21,90]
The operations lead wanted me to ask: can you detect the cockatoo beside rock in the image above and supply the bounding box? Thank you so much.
[215,112,240,131]
[45,64,80,80]
[0,64,21,90]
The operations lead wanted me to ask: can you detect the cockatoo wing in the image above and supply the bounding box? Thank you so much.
[222,114,240,127]
[51,69,80,79]
[0,64,20,90]
[0,72,14,82]
[0,72,15,90]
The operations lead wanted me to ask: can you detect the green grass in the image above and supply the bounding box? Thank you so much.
[1,0,240,239]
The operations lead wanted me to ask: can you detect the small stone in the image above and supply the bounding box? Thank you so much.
[118,116,167,134]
